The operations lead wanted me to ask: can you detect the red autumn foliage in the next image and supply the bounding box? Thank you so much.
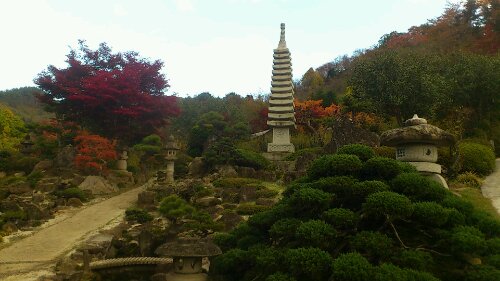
[295,99,341,124]
[35,40,180,143]
[74,132,117,175]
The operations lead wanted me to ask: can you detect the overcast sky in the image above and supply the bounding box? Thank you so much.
[0,0,456,97]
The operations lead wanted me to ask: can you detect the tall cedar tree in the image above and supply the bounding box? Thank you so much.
[35,41,180,143]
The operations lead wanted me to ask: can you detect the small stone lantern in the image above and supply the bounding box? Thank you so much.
[165,135,180,183]
[155,237,222,281]
[20,135,34,154]
[116,150,128,171]
[380,114,455,188]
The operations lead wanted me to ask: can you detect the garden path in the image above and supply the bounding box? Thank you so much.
[481,159,500,215]
[0,183,146,280]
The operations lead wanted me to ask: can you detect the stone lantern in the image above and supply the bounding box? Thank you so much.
[20,134,34,154]
[155,237,222,281]
[165,135,179,183]
[380,114,455,188]
[116,150,128,171]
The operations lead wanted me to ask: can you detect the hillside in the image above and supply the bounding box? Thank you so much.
[294,0,500,154]
[0,87,53,123]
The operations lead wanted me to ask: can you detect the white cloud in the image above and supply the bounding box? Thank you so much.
[174,0,194,12]
[113,4,128,17]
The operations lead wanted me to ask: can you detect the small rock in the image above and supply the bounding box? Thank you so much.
[256,198,275,206]
[2,221,18,234]
[151,273,168,281]
[0,171,6,178]
[32,193,45,204]
[14,172,25,177]
[67,197,83,207]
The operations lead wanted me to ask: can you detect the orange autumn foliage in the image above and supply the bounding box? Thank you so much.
[294,99,340,124]
[74,132,117,175]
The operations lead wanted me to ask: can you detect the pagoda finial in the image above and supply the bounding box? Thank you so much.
[278,23,286,48]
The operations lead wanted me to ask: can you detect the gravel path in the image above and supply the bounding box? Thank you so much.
[481,159,500,214]
[0,184,146,279]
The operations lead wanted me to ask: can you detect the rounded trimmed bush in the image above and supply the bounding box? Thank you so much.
[352,180,390,199]
[125,207,153,223]
[331,252,374,281]
[361,157,403,181]
[307,154,363,180]
[337,144,375,161]
[265,272,296,281]
[458,142,495,175]
[441,195,474,215]
[392,249,433,271]
[310,176,359,196]
[285,247,333,280]
[391,173,448,202]
[322,208,359,230]
[53,187,87,201]
[350,231,394,261]
[464,265,500,281]
[363,191,414,219]
[373,146,396,159]
[233,148,270,169]
[288,188,332,218]
[211,249,253,278]
[270,218,302,245]
[212,233,237,252]
[450,226,486,254]
[295,220,336,248]
[412,202,450,226]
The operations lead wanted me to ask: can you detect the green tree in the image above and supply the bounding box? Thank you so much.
[0,104,26,151]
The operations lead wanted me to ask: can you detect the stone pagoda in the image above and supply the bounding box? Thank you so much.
[267,23,296,154]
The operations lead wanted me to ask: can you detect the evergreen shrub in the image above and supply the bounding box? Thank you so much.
[53,187,87,201]
[331,252,373,281]
[412,202,450,226]
[125,207,153,223]
[307,154,363,180]
[321,208,359,230]
[458,142,495,175]
[391,173,448,202]
[233,148,270,169]
[361,157,403,181]
[337,143,375,161]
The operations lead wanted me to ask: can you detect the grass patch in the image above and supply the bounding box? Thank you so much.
[450,182,499,220]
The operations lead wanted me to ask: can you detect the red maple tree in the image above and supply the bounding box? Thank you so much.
[74,132,117,175]
[35,40,180,143]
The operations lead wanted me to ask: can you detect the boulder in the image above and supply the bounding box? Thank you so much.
[2,221,18,234]
[83,233,114,255]
[106,170,134,188]
[239,186,257,202]
[35,177,60,192]
[67,197,83,207]
[24,203,49,220]
[78,176,118,195]
[32,193,45,204]
[188,157,205,177]
[324,115,380,153]
[236,166,256,178]
[32,160,54,173]
[8,182,31,194]
[137,190,156,208]
[54,145,76,168]
[216,165,238,178]
[1,200,22,212]
[195,196,222,207]
[218,212,243,231]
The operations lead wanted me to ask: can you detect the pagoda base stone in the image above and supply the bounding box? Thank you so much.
[408,162,441,173]
[421,172,449,189]
[262,152,292,161]
[407,162,448,189]
[267,143,295,153]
